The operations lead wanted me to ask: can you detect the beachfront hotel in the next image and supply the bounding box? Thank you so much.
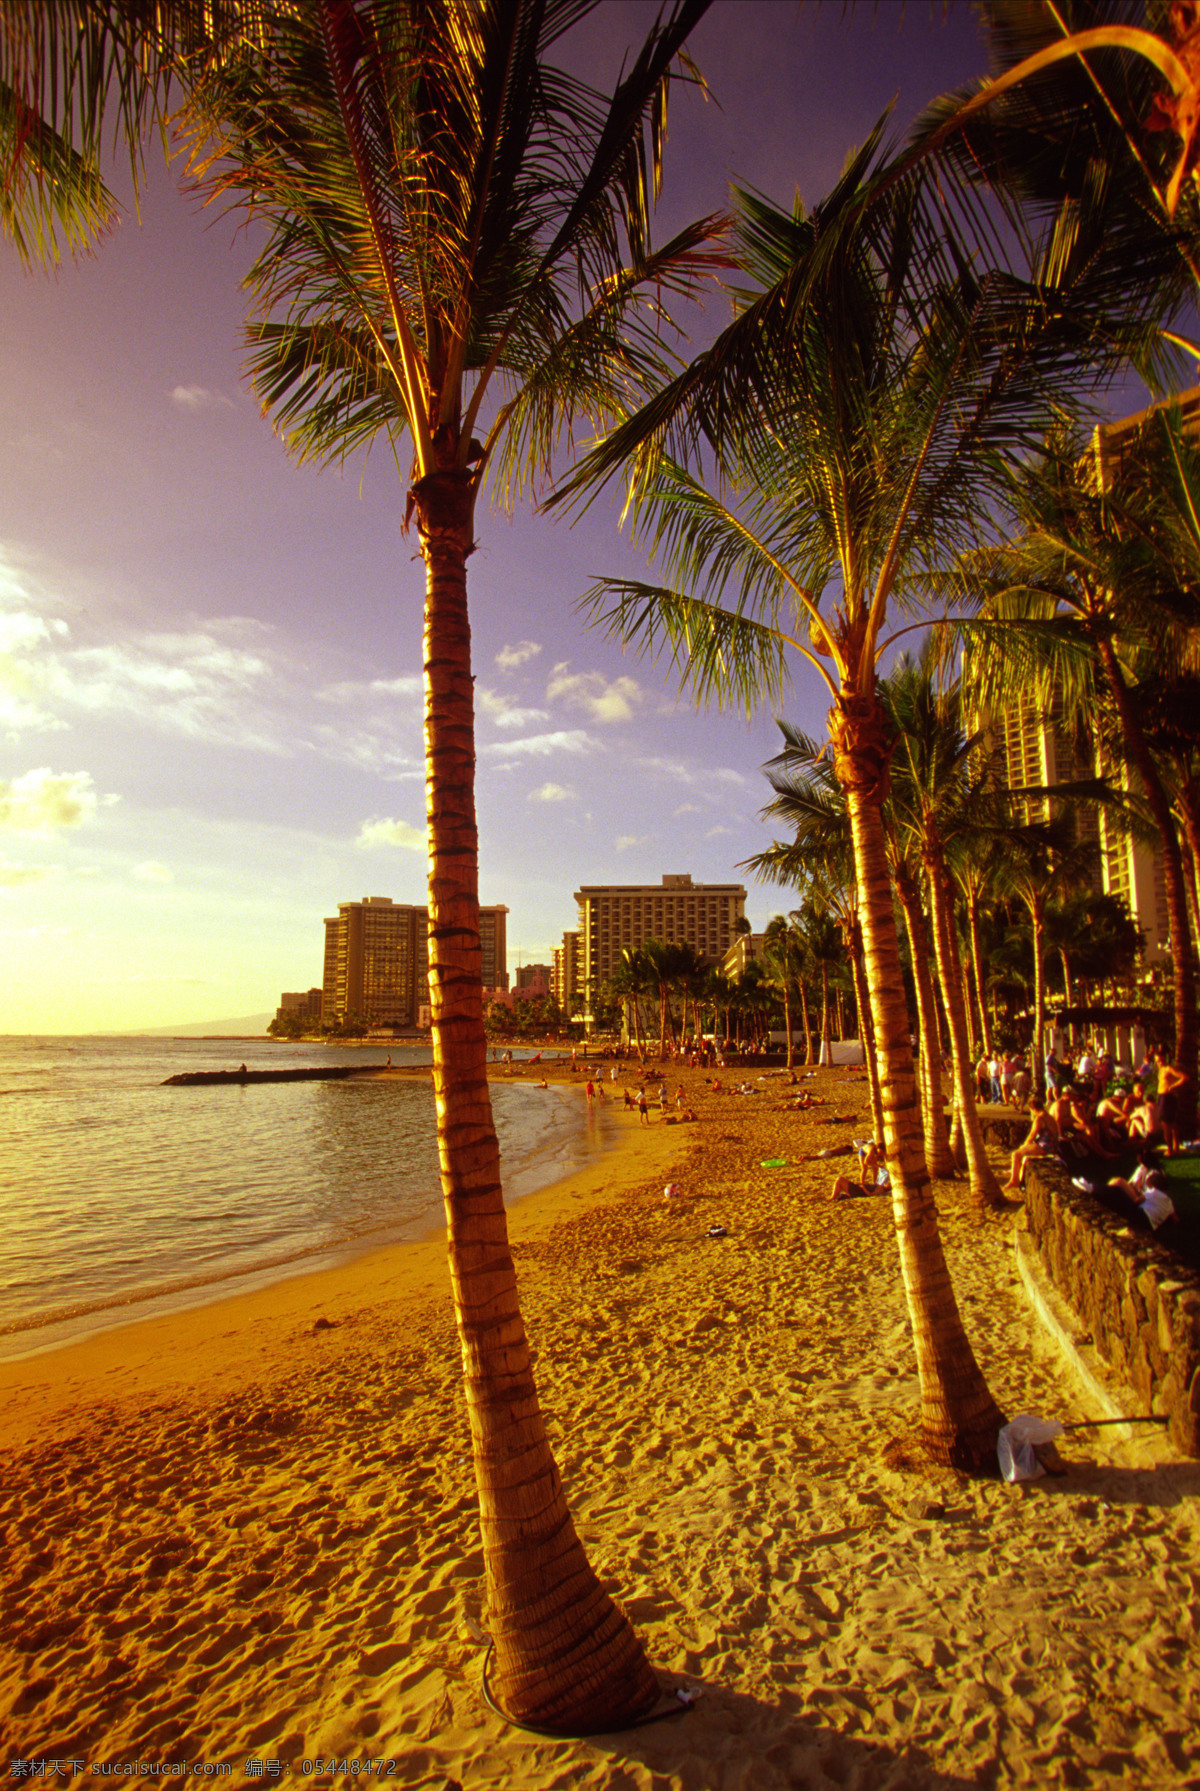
[321,895,509,1029]
[573,873,747,995]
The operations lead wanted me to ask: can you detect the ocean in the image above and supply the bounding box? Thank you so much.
[0,1035,610,1362]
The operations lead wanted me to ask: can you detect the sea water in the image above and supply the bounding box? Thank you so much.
[0,1035,611,1361]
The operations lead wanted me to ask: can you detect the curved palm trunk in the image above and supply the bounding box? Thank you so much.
[894,864,958,1179]
[419,474,656,1731]
[782,978,795,1070]
[926,851,1004,1210]
[848,917,885,1143]
[831,690,1004,1469]
[1096,637,1198,1137]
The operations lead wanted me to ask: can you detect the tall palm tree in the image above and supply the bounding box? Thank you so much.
[761,914,803,1069]
[554,125,1146,1460]
[756,720,947,1170]
[882,652,1004,1208]
[1,0,720,1731]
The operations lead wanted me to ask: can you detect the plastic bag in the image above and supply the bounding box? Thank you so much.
[997,1412,1065,1483]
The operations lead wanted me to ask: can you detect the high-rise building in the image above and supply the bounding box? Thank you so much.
[573,873,747,998]
[322,895,508,1028]
[552,930,583,1015]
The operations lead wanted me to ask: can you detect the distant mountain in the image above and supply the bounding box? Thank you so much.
[129,1013,275,1038]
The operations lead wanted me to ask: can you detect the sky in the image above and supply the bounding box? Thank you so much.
[0,1,1013,1033]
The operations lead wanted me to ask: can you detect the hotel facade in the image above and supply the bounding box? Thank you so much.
[573,873,747,1002]
[322,896,509,1029]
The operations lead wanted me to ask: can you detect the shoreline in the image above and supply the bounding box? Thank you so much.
[0,1067,614,1371]
[0,1084,685,1453]
[4,1064,1198,1786]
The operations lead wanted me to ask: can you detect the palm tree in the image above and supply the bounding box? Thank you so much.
[1,0,721,1732]
[761,914,803,1069]
[554,125,1143,1460]
[962,412,1200,1129]
[881,652,1004,1208]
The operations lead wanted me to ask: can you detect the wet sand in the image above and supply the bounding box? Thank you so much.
[2,1064,1198,1788]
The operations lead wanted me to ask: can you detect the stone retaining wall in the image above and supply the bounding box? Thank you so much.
[1022,1157,1200,1456]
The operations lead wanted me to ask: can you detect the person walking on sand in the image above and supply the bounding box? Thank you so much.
[637,1089,649,1125]
[585,1077,595,1103]
[658,1084,668,1118]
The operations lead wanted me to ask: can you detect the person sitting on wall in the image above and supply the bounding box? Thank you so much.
[1002,1098,1060,1192]
[1095,1087,1133,1151]
[1128,1082,1162,1149]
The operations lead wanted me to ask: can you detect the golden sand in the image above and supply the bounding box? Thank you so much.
[2,1065,1198,1788]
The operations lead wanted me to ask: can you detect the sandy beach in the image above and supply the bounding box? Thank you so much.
[3,1063,1198,1788]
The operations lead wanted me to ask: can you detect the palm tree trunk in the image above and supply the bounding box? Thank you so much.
[848,917,885,1143]
[894,865,958,1180]
[820,963,830,1064]
[966,892,993,1057]
[799,977,813,1065]
[1096,636,1198,1136]
[831,689,1005,1469]
[1027,893,1047,1105]
[418,473,656,1730]
[926,851,1004,1210]
[782,979,794,1070]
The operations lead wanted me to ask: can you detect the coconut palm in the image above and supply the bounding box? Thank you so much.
[881,652,1005,1207]
[554,122,1149,1459]
[1,0,723,1732]
[754,721,946,1172]
[761,914,803,1069]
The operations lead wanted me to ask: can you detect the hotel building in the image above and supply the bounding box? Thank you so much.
[322,896,508,1028]
[573,873,747,998]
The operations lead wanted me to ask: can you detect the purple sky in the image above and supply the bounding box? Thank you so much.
[0,1,1054,1030]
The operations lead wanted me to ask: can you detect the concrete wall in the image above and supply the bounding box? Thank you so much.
[1023,1158,1200,1457]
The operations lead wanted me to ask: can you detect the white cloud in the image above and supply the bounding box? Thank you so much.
[528,782,575,803]
[316,675,423,704]
[133,861,173,883]
[0,768,102,834]
[547,663,641,724]
[484,729,591,759]
[356,816,426,852]
[705,825,734,839]
[170,385,234,412]
[615,834,646,852]
[477,687,550,730]
[496,640,542,670]
[674,801,703,816]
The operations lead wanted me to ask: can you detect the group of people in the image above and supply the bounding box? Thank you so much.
[1000,1047,1188,1234]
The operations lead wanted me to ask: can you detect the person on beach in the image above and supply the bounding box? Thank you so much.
[831,1141,890,1200]
[623,1087,634,1110]
[658,1085,668,1118]
[637,1089,649,1125]
[1002,1098,1060,1191]
[585,1078,595,1103]
[1155,1053,1187,1156]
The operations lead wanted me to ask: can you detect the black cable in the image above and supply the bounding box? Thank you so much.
[480,1640,696,1738]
